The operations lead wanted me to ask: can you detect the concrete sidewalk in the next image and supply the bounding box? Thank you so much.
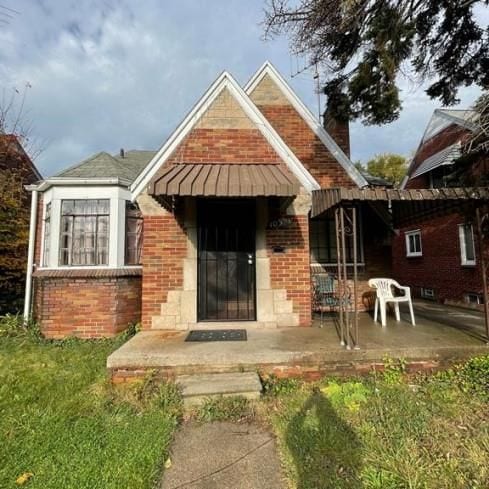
[161,422,285,489]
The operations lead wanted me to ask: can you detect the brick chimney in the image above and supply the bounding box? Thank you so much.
[322,105,351,158]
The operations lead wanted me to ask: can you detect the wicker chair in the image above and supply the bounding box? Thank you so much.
[312,274,350,326]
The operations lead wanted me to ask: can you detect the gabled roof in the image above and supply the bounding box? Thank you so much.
[421,109,478,144]
[55,150,156,183]
[244,61,369,189]
[131,71,320,198]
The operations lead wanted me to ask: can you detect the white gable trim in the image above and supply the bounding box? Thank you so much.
[131,71,319,199]
[244,61,369,189]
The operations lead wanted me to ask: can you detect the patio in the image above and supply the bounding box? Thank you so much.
[107,301,489,382]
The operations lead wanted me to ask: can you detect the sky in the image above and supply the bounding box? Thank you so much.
[0,0,487,177]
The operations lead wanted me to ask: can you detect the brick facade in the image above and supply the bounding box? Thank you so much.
[166,128,283,165]
[248,74,357,188]
[266,214,312,326]
[392,212,482,304]
[140,209,187,329]
[33,271,142,338]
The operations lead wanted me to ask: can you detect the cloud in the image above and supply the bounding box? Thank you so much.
[0,0,484,175]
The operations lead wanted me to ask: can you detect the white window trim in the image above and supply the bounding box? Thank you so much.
[40,186,132,269]
[458,223,476,266]
[405,229,422,257]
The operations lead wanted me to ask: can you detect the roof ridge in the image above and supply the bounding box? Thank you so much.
[54,151,119,177]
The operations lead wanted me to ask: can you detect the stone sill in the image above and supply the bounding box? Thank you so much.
[33,267,142,279]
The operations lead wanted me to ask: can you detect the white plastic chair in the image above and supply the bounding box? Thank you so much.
[368,278,415,327]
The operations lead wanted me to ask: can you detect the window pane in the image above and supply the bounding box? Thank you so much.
[463,224,475,262]
[43,203,51,266]
[414,234,421,253]
[125,202,143,265]
[59,199,109,266]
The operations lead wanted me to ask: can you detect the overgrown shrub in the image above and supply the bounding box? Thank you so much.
[0,313,40,339]
[261,374,301,396]
[455,355,489,401]
[193,396,255,422]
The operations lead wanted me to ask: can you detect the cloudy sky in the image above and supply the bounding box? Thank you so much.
[0,0,486,177]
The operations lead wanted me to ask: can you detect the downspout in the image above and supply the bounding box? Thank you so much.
[23,189,38,322]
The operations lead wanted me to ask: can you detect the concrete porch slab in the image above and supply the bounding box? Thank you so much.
[107,310,488,380]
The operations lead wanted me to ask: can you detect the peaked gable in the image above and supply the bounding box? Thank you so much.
[245,62,368,189]
[131,72,319,198]
[166,86,283,165]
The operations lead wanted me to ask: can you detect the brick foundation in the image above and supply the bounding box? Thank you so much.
[33,269,142,338]
[109,358,454,384]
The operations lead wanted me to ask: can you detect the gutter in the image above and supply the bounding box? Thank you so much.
[27,177,132,192]
[23,189,38,322]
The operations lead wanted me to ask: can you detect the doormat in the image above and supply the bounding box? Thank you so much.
[185,329,247,342]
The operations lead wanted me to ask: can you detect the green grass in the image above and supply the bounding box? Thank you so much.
[0,333,181,489]
[262,363,489,489]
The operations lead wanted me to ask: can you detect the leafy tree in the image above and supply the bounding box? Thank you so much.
[263,0,489,125]
[362,153,407,186]
[0,85,41,314]
[0,168,30,314]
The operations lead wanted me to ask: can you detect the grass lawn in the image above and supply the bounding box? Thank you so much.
[0,331,181,489]
[261,361,489,489]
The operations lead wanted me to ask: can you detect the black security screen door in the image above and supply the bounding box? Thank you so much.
[198,199,256,321]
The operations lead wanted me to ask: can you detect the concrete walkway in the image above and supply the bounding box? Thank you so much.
[161,422,285,489]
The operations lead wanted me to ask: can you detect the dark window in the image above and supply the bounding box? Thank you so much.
[43,203,51,266]
[59,199,110,266]
[125,202,143,265]
[309,217,363,264]
[459,223,476,265]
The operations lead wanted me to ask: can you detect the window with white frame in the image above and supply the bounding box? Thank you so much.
[405,230,422,257]
[59,199,110,266]
[459,223,476,266]
[42,202,51,266]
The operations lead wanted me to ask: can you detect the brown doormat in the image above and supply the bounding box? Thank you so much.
[185,329,247,342]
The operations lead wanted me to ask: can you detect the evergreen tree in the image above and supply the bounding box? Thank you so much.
[264,0,489,125]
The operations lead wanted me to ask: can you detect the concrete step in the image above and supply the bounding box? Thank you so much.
[176,372,262,407]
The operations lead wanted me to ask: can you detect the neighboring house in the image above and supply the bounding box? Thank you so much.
[0,134,42,314]
[394,109,487,306]
[26,62,392,338]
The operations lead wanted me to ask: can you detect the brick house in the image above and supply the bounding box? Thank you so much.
[0,134,42,314]
[394,109,487,306]
[25,62,394,338]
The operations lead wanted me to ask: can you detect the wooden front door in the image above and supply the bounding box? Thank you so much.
[197,199,256,321]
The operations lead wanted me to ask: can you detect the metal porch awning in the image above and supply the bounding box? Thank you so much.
[411,142,462,179]
[311,187,489,219]
[149,163,301,197]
